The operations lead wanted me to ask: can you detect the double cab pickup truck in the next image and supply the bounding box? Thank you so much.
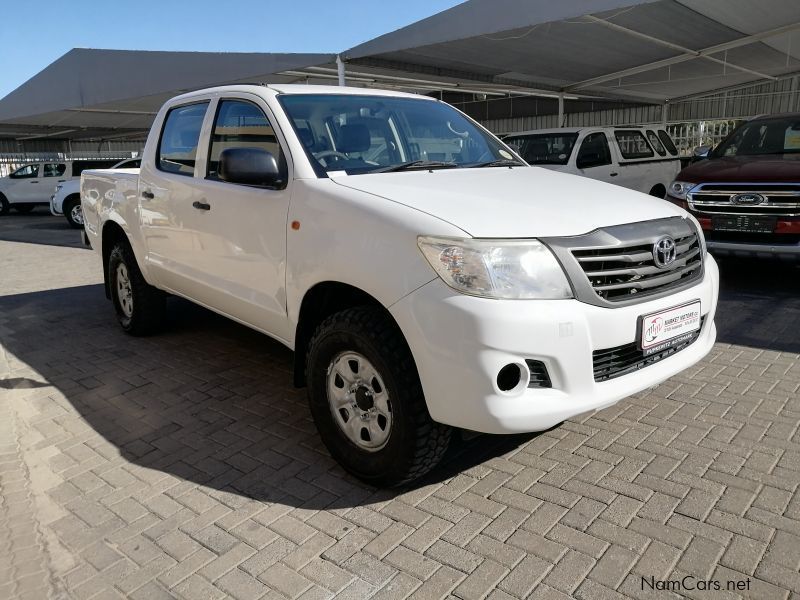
[82,85,719,486]
[667,113,800,259]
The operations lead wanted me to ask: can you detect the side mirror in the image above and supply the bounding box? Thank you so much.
[218,147,281,187]
[693,145,712,159]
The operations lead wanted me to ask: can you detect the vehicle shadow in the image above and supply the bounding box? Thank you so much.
[714,256,800,353]
[0,283,536,508]
[0,212,85,249]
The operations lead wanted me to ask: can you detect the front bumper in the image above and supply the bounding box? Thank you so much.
[706,239,800,259]
[390,255,719,434]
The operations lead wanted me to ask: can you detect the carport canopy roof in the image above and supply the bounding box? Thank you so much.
[343,0,800,104]
[0,49,335,140]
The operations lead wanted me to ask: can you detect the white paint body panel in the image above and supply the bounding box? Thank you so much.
[83,84,718,435]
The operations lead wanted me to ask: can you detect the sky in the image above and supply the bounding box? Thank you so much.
[0,0,464,99]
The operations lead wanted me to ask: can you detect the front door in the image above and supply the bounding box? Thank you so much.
[5,164,42,203]
[575,132,617,184]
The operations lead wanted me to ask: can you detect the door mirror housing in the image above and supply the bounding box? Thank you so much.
[218,148,281,187]
[693,145,712,159]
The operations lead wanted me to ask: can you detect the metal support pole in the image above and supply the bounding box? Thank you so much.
[336,55,346,87]
[662,102,669,128]
[557,93,564,127]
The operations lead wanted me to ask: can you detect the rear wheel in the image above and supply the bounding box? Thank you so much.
[306,306,451,487]
[108,241,166,335]
[0,194,8,216]
[64,197,84,228]
[13,204,35,213]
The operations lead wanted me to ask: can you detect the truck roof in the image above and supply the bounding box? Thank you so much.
[169,84,435,104]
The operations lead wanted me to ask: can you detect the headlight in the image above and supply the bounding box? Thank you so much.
[668,180,696,200]
[418,236,573,299]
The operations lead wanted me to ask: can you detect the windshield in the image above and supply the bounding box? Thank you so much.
[503,133,578,165]
[279,94,520,175]
[714,117,800,157]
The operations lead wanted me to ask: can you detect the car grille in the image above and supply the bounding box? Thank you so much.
[571,232,702,303]
[593,317,706,382]
[689,184,800,217]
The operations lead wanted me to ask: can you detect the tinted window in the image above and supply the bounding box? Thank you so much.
[207,100,283,180]
[10,164,39,178]
[504,133,578,165]
[715,117,800,157]
[645,131,666,156]
[43,163,67,177]
[658,130,678,155]
[576,132,612,168]
[158,102,209,175]
[614,130,654,159]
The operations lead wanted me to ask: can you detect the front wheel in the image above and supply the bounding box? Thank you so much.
[0,194,9,216]
[108,241,165,335]
[306,307,450,487]
[63,197,84,228]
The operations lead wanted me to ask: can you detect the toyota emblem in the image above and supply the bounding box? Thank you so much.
[653,236,677,268]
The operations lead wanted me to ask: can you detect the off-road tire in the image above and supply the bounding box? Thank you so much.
[306,306,451,487]
[108,241,166,335]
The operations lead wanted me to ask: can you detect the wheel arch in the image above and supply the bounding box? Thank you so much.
[293,281,407,387]
[101,220,129,299]
[649,183,667,198]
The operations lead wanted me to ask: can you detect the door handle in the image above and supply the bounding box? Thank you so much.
[30,180,39,183]
[192,201,211,211]
[610,172,619,177]
[141,190,155,199]
[57,179,66,182]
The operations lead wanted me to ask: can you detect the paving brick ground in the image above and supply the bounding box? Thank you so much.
[1,212,799,600]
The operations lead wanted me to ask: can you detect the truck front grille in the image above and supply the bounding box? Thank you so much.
[689,183,800,217]
[593,317,705,382]
[571,232,702,303]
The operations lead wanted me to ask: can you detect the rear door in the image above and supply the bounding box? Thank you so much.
[612,129,655,193]
[42,162,68,197]
[574,131,618,183]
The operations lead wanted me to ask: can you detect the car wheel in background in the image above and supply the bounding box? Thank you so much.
[107,241,166,335]
[306,306,451,487]
[64,197,84,228]
[649,184,667,199]
[0,194,9,216]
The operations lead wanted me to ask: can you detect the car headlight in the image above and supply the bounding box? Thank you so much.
[418,236,573,299]
[668,180,696,200]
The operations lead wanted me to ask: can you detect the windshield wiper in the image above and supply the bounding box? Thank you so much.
[371,160,459,173]
[468,159,524,168]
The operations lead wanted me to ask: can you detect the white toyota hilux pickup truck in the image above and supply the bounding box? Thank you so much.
[82,84,719,486]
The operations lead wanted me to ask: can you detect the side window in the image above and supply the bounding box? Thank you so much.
[576,133,612,169]
[10,164,39,179]
[645,131,666,156]
[43,163,67,177]
[158,102,209,176]
[207,99,284,182]
[658,130,678,155]
[614,130,654,159]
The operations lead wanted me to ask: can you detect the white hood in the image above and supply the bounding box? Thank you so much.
[331,167,684,238]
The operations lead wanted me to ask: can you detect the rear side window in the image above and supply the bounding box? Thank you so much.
[658,130,678,155]
[614,130,654,159]
[43,163,67,177]
[645,131,666,156]
[158,102,209,176]
[207,99,282,179]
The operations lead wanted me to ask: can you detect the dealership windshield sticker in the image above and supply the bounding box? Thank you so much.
[640,301,701,356]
